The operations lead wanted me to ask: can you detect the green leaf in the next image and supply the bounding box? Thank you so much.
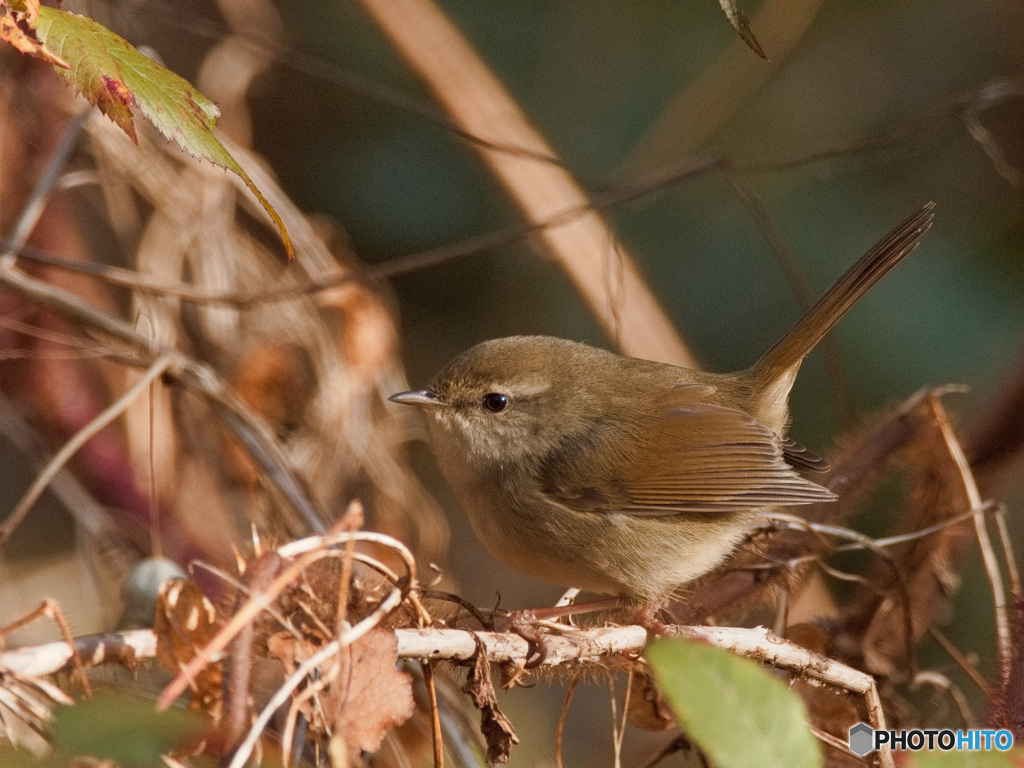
[646,637,822,768]
[51,690,205,767]
[34,8,294,259]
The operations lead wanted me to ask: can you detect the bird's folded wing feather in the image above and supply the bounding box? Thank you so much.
[781,437,831,472]
[540,385,835,516]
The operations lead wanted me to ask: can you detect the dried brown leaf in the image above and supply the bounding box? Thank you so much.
[463,646,519,763]
[153,578,222,715]
[626,662,675,731]
[265,630,319,674]
[154,579,219,669]
[327,627,415,755]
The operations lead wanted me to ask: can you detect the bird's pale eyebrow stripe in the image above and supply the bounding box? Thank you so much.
[495,380,550,398]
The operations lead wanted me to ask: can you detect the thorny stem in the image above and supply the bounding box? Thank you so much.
[992,505,1020,593]
[2,620,894,767]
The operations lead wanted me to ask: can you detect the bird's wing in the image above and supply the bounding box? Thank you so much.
[540,384,835,516]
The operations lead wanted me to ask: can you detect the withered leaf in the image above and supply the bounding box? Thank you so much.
[153,578,222,715]
[153,579,218,671]
[327,627,414,755]
[463,647,519,764]
[626,662,674,732]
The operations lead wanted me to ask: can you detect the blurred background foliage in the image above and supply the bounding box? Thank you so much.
[5,0,1024,764]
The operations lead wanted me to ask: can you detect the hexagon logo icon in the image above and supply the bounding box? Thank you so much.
[849,722,874,756]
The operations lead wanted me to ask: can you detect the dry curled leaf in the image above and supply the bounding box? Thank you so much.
[265,630,320,675]
[463,646,519,764]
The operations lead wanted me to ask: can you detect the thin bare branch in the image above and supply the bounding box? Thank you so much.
[0,355,174,543]
[927,395,1009,677]
[1,108,90,258]
[422,661,445,768]
[912,670,978,728]
[720,165,855,425]
[927,627,990,694]
[0,260,325,535]
[555,676,579,768]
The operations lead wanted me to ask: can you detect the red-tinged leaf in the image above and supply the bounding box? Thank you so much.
[33,8,295,259]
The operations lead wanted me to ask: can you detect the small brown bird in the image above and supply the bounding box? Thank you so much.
[391,204,934,604]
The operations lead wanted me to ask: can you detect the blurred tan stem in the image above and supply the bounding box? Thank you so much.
[353,0,695,368]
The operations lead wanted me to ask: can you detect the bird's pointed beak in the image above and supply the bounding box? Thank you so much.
[388,389,449,409]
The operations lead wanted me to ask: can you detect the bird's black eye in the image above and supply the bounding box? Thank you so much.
[482,393,508,413]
